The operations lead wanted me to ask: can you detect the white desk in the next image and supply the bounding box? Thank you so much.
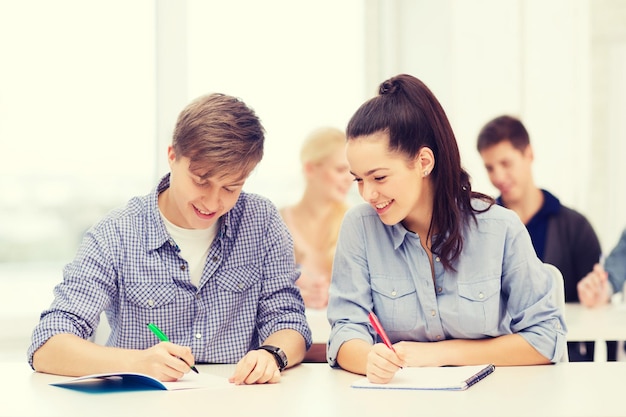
[564,303,626,362]
[2,361,625,417]
[308,306,626,362]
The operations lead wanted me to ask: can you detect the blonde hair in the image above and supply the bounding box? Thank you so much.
[300,126,346,165]
[300,126,349,273]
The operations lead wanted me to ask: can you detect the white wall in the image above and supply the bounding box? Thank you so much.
[589,0,626,251]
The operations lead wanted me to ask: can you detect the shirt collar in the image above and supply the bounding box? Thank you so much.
[389,218,449,251]
[497,189,561,217]
[540,189,561,215]
[144,174,173,252]
[390,222,415,249]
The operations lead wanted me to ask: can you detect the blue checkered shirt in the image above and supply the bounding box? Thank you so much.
[28,174,312,367]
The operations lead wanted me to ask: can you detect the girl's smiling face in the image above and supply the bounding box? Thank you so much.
[347,131,433,232]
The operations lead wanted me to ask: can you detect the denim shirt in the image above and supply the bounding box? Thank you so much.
[606,228,626,294]
[326,200,567,366]
[28,174,311,368]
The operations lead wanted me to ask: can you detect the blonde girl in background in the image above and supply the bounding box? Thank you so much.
[280,127,353,309]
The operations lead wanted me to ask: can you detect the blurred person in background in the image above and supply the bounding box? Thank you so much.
[280,127,353,309]
[578,228,626,306]
[476,115,605,361]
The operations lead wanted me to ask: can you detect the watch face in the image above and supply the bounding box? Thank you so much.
[258,345,287,370]
[276,349,288,367]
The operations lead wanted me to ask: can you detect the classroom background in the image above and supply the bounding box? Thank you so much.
[1,0,625,361]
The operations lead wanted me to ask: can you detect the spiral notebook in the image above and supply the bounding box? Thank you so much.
[50,371,230,392]
[351,364,495,391]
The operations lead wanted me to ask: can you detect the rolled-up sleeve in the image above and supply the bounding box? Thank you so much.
[327,207,384,366]
[256,209,312,349]
[605,228,626,294]
[27,228,116,368]
[500,220,568,363]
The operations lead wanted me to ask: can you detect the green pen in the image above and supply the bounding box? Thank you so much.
[147,322,199,374]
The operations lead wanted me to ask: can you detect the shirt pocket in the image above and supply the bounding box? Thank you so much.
[214,265,261,302]
[371,276,418,332]
[126,282,177,309]
[457,276,501,334]
[124,282,179,345]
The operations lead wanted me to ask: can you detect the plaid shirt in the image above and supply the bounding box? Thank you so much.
[28,174,311,367]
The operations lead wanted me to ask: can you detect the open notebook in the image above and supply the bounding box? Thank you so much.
[351,364,495,391]
[50,371,231,392]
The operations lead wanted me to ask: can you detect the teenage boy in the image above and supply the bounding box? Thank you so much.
[28,93,311,384]
[476,115,604,362]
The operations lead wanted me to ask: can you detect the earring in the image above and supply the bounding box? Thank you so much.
[423,170,429,177]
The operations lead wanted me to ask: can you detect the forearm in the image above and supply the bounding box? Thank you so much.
[336,338,371,375]
[32,333,140,376]
[262,329,306,369]
[399,334,551,367]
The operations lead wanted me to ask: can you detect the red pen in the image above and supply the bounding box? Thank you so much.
[368,311,396,352]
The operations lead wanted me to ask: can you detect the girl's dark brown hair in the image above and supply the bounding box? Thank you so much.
[346,74,494,270]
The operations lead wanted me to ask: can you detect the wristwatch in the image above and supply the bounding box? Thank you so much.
[257,345,288,371]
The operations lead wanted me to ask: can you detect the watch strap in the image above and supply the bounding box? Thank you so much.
[257,345,288,371]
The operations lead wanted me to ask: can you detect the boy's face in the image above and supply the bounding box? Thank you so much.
[479,140,533,204]
[161,146,246,229]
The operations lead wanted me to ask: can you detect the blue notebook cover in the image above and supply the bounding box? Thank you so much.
[50,371,228,393]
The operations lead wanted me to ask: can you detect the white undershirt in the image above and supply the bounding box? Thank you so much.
[160,212,217,287]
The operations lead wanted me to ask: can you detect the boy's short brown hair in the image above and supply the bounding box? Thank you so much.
[172,93,265,181]
[476,115,530,153]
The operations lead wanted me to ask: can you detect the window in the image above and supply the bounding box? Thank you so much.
[0,0,365,264]
[0,1,156,263]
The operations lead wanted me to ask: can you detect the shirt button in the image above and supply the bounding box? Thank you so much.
[147,299,155,307]
[478,292,484,299]
[238,283,244,289]
[195,333,202,339]
[391,290,397,297]
[212,256,219,262]
[435,257,441,262]
[430,310,436,317]
[435,335,442,340]
[180,264,186,271]
[437,287,442,293]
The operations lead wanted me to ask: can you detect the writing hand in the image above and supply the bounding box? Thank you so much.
[135,342,196,382]
[365,343,404,384]
[229,349,281,385]
[577,263,610,307]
